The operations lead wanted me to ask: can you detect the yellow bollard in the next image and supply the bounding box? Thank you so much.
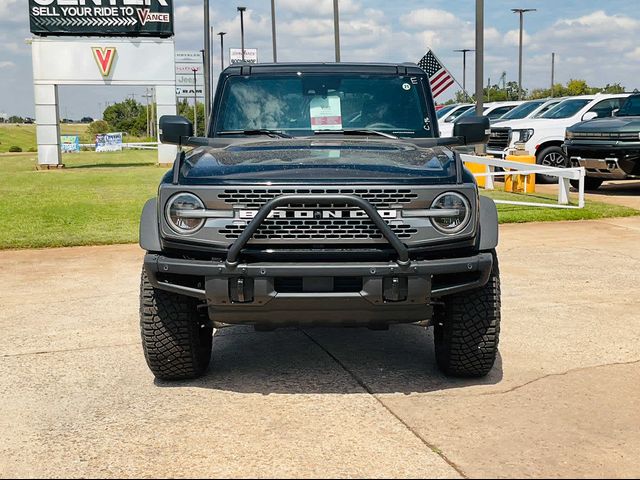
[505,153,536,193]
[464,160,487,188]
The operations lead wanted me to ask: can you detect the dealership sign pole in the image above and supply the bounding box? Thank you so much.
[29,0,177,166]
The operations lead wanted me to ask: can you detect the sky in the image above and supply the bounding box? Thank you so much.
[1,0,640,118]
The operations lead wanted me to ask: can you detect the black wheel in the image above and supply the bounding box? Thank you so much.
[434,251,501,377]
[536,146,567,184]
[570,177,603,191]
[140,269,213,380]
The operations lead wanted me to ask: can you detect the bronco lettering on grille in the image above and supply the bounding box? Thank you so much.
[238,209,398,220]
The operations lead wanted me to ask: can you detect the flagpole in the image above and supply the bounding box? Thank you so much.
[428,48,473,101]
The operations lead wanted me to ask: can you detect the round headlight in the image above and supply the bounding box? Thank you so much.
[166,193,206,234]
[430,192,471,234]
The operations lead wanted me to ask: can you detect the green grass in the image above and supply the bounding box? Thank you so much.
[0,123,153,153]
[0,150,167,249]
[0,151,638,250]
[483,190,640,223]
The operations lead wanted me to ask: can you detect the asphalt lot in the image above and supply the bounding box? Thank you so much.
[1,217,640,478]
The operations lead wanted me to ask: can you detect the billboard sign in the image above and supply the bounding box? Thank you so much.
[61,135,80,153]
[229,48,258,64]
[96,132,123,152]
[29,0,174,38]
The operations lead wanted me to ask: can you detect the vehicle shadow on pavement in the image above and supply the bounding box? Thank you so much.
[155,325,503,394]
[574,180,640,197]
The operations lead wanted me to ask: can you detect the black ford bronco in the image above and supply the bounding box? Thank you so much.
[140,63,500,381]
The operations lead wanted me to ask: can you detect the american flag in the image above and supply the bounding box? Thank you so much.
[418,50,455,98]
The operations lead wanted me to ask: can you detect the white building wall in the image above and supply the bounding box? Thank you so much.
[31,37,178,165]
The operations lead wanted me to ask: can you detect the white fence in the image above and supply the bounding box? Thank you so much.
[460,154,586,209]
[78,142,159,151]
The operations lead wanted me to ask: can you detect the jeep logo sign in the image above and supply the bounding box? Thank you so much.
[29,0,174,38]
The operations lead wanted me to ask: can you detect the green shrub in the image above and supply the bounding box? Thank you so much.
[9,146,22,153]
[88,120,110,136]
[28,147,37,152]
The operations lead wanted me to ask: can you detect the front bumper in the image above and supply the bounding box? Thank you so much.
[144,252,494,326]
[566,142,640,179]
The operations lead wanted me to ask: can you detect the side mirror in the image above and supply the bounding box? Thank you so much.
[453,115,490,145]
[582,112,598,121]
[159,115,193,145]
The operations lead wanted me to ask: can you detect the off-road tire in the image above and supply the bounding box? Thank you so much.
[536,145,567,184]
[570,177,603,191]
[434,251,501,377]
[140,269,213,380]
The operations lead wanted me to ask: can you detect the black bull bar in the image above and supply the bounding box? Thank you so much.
[224,194,411,268]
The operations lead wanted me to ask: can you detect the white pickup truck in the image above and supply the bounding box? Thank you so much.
[486,93,630,181]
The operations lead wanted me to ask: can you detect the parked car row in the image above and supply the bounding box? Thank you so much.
[439,92,639,189]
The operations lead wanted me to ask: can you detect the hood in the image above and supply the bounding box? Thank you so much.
[568,116,640,133]
[175,138,458,185]
[493,118,567,130]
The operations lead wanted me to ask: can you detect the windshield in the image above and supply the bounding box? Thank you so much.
[617,95,640,116]
[532,100,560,118]
[436,105,456,119]
[215,74,434,138]
[499,101,545,120]
[540,99,591,119]
[455,105,489,121]
[443,105,473,122]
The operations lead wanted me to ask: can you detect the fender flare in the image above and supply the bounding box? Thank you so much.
[478,196,499,251]
[139,198,162,253]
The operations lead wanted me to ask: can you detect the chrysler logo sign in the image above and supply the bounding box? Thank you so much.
[92,47,117,77]
[238,209,398,220]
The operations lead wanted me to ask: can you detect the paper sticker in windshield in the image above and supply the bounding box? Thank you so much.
[310,96,343,131]
[402,83,411,91]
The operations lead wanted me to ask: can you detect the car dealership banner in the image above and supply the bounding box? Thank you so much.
[95,132,123,152]
[61,135,80,153]
[29,0,174,38]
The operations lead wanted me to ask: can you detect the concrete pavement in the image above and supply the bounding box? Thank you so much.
[1,217,640,478]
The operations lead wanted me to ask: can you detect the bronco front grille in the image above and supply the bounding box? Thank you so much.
[220,217,418,241]
[218,188,419,208]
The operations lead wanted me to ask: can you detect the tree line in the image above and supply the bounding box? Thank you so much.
[444,79,628,104]
[88,98,207,138]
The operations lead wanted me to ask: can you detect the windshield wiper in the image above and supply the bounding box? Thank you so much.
[314,129,399,139]
[217,129,292,139]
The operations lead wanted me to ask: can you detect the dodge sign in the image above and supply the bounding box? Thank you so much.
[29,0,174,38]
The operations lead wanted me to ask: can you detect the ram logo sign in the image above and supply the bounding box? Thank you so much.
[29,0,174,38]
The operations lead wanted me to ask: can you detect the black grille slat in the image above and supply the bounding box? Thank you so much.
[220,217,417,241]
[218,188,419,208]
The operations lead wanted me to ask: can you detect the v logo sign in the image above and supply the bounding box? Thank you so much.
[92,47,117,77]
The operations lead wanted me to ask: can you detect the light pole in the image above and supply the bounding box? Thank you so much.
[218,32,226,71]
[551,52,555,97]
[270,0,277,62]
[454,49,475,101]
[333,0,340,62]
[237,6,246,62]
[203,0,211,120]
[475,0,484,155]
[192,67,198,136]
[512,8,536,100]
